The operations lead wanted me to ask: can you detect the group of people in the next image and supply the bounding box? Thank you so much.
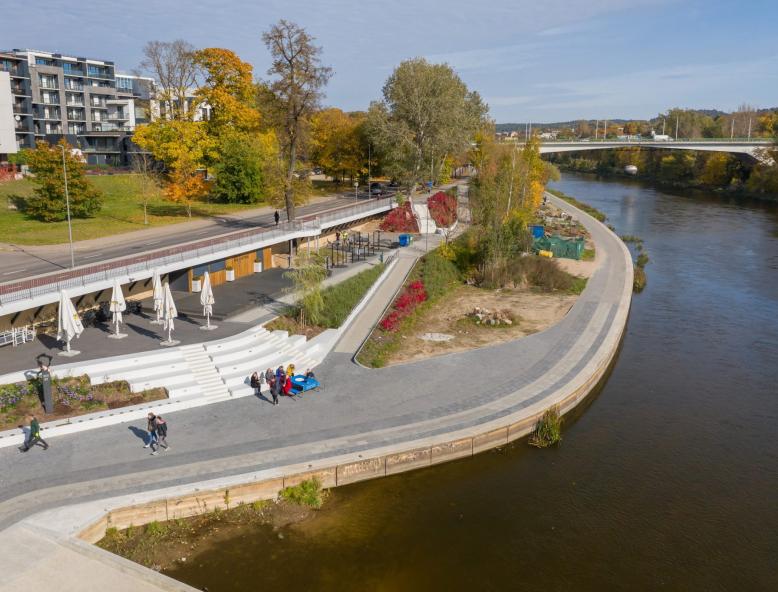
[250,365,316,405]
[143,412,169,455]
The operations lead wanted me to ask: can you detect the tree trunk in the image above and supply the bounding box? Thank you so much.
[285,133,298,222]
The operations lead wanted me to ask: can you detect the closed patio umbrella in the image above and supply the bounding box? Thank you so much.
[108,278,127,339]
[150,269,164,325]
[200,271,217,330]
[57,289,83,356]
[160,281,180,346]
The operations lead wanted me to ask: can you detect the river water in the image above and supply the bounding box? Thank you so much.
[166,174,778,591]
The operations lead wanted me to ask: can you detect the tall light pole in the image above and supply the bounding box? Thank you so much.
[60,144,75,269]
[367,143,371,198]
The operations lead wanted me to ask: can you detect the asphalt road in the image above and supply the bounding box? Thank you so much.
[0,193,374,283]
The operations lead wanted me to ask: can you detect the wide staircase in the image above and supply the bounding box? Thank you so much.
[71,326,328,403]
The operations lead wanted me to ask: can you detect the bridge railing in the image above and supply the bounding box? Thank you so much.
[0,197,396,307]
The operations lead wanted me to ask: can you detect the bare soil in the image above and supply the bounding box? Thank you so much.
[386,284,578,365]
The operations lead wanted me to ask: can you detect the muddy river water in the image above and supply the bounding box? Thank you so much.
[166,173,778,591]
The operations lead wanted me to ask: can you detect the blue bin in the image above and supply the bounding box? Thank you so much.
[398,234,410,247]
[530,225,545,239]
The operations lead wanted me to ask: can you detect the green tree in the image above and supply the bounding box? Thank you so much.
[25,140,102,222]
[262,20,333,221]
[284,252,327,326]
[367,58,488,195]
[212,133,283,204]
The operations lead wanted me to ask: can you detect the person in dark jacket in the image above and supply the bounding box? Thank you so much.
[270,375,280,406]
[19,415,48,452]
[274,210,280,225]
[144,412,159,453]
[154,416,169,452]
[264,368,274,385]
[250,371,261,396]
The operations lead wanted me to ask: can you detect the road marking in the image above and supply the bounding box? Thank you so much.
[2,268,26,275]
[81,254,101,259]
[146,240,161,245]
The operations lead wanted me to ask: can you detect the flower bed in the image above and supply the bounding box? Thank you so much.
[0,375,167,431]
[380,280,428,332]
[427,191,457,228]
[379,202,419,232]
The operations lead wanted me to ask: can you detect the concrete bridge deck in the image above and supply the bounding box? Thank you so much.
[0,191,632,590]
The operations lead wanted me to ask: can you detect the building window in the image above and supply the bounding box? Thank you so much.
[63,63,82,75]
[41,91,60,104]
[116,77,133,91]
[39,74,58,89]
[36,57,54,66]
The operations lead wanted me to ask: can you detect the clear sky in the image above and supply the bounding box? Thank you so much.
[2,0,776,123]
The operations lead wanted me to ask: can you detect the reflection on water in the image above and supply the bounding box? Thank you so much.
[167,174,778,591]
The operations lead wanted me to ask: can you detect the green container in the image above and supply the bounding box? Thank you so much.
[533,235,585,260]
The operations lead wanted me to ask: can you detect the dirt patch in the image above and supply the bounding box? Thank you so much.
[264,316,325,340]
[556,257,597,278]
[386,284,578,365]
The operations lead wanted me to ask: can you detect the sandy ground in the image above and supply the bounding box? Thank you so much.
[556,257,597,278]
[388,285,578,365]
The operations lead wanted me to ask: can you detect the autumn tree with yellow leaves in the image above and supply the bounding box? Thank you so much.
[310,108,367,184]
[468,130,559,286]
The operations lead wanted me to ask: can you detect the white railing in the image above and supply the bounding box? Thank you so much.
[0,198,395,308]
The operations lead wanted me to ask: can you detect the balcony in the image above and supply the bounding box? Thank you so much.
[108,113,129,121]
[64,82,83,91]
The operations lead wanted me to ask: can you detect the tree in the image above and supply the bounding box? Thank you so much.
[212,132,283,204]
[132,120,216,216]
[193,47,261,137]
[700,153,733,187]
[140,40,199,121]
[367,58,487,196]
[25,140,102,222]
[262,20,333,221]
[128,149,162,225]
[310,108,367,183]
[284,252,327,326]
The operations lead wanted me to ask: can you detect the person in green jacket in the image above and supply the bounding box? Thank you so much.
[20,415,48,452]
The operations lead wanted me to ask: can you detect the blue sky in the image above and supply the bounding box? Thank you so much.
[3,0,776,122]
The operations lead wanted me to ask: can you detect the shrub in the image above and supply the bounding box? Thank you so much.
[529,406,563,447]
[280,478,324,508]
[380,201,418,232]
[633,265,647,292]
[421,250,461,299]
[427,191,457,228]
[380,280,427,332]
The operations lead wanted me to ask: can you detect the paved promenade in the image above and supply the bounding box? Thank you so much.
[0,192,632,590]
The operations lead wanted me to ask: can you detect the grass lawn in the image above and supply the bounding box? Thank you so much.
[0,174,268,245]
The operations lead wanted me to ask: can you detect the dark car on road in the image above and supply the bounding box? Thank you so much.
[370,182,386,196]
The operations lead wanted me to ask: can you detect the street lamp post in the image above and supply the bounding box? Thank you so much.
[60,144,75,269]
[354,180,359,201]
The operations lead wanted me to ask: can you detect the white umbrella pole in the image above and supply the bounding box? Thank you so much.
[66,338,71,353]
[206,311,211,329]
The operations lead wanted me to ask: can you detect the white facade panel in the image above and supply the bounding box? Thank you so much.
[0,71,18,155]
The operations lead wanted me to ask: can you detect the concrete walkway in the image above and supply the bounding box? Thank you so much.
[0,191,632,590]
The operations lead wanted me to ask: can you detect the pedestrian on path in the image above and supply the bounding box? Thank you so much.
[144,412,159,453]
[19,415,48,452]
[274,210,280,225]
[154,416,169,452]
[264,367,274,386]
[270,375,280,406]
[250,371,262,396]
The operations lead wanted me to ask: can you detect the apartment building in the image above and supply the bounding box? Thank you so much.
[0,49,154,164]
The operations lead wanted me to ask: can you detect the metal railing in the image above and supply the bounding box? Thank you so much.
[0,198,396,307]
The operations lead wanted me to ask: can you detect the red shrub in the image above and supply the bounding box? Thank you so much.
[379,202,419,232]
[378,280,428,332]
[427,191,457,228]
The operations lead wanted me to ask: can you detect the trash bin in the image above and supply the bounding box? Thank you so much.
[399,234,410,247]
[530,225,545,239]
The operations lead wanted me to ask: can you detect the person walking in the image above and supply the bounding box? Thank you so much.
[250,371,262,396]
[264,367,274,386]
[19,415,48,452]
[144,412,159,453]
[154,416,169,452]
[270,375,280,406]
[274,210,280,225]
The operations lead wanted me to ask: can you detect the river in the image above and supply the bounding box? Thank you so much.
[165,173,778,591]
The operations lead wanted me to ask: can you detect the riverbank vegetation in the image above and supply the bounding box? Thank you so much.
[547,188,607,222]
[529,406,563,447]
[98,481,329,571]
[0,375,165,431]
